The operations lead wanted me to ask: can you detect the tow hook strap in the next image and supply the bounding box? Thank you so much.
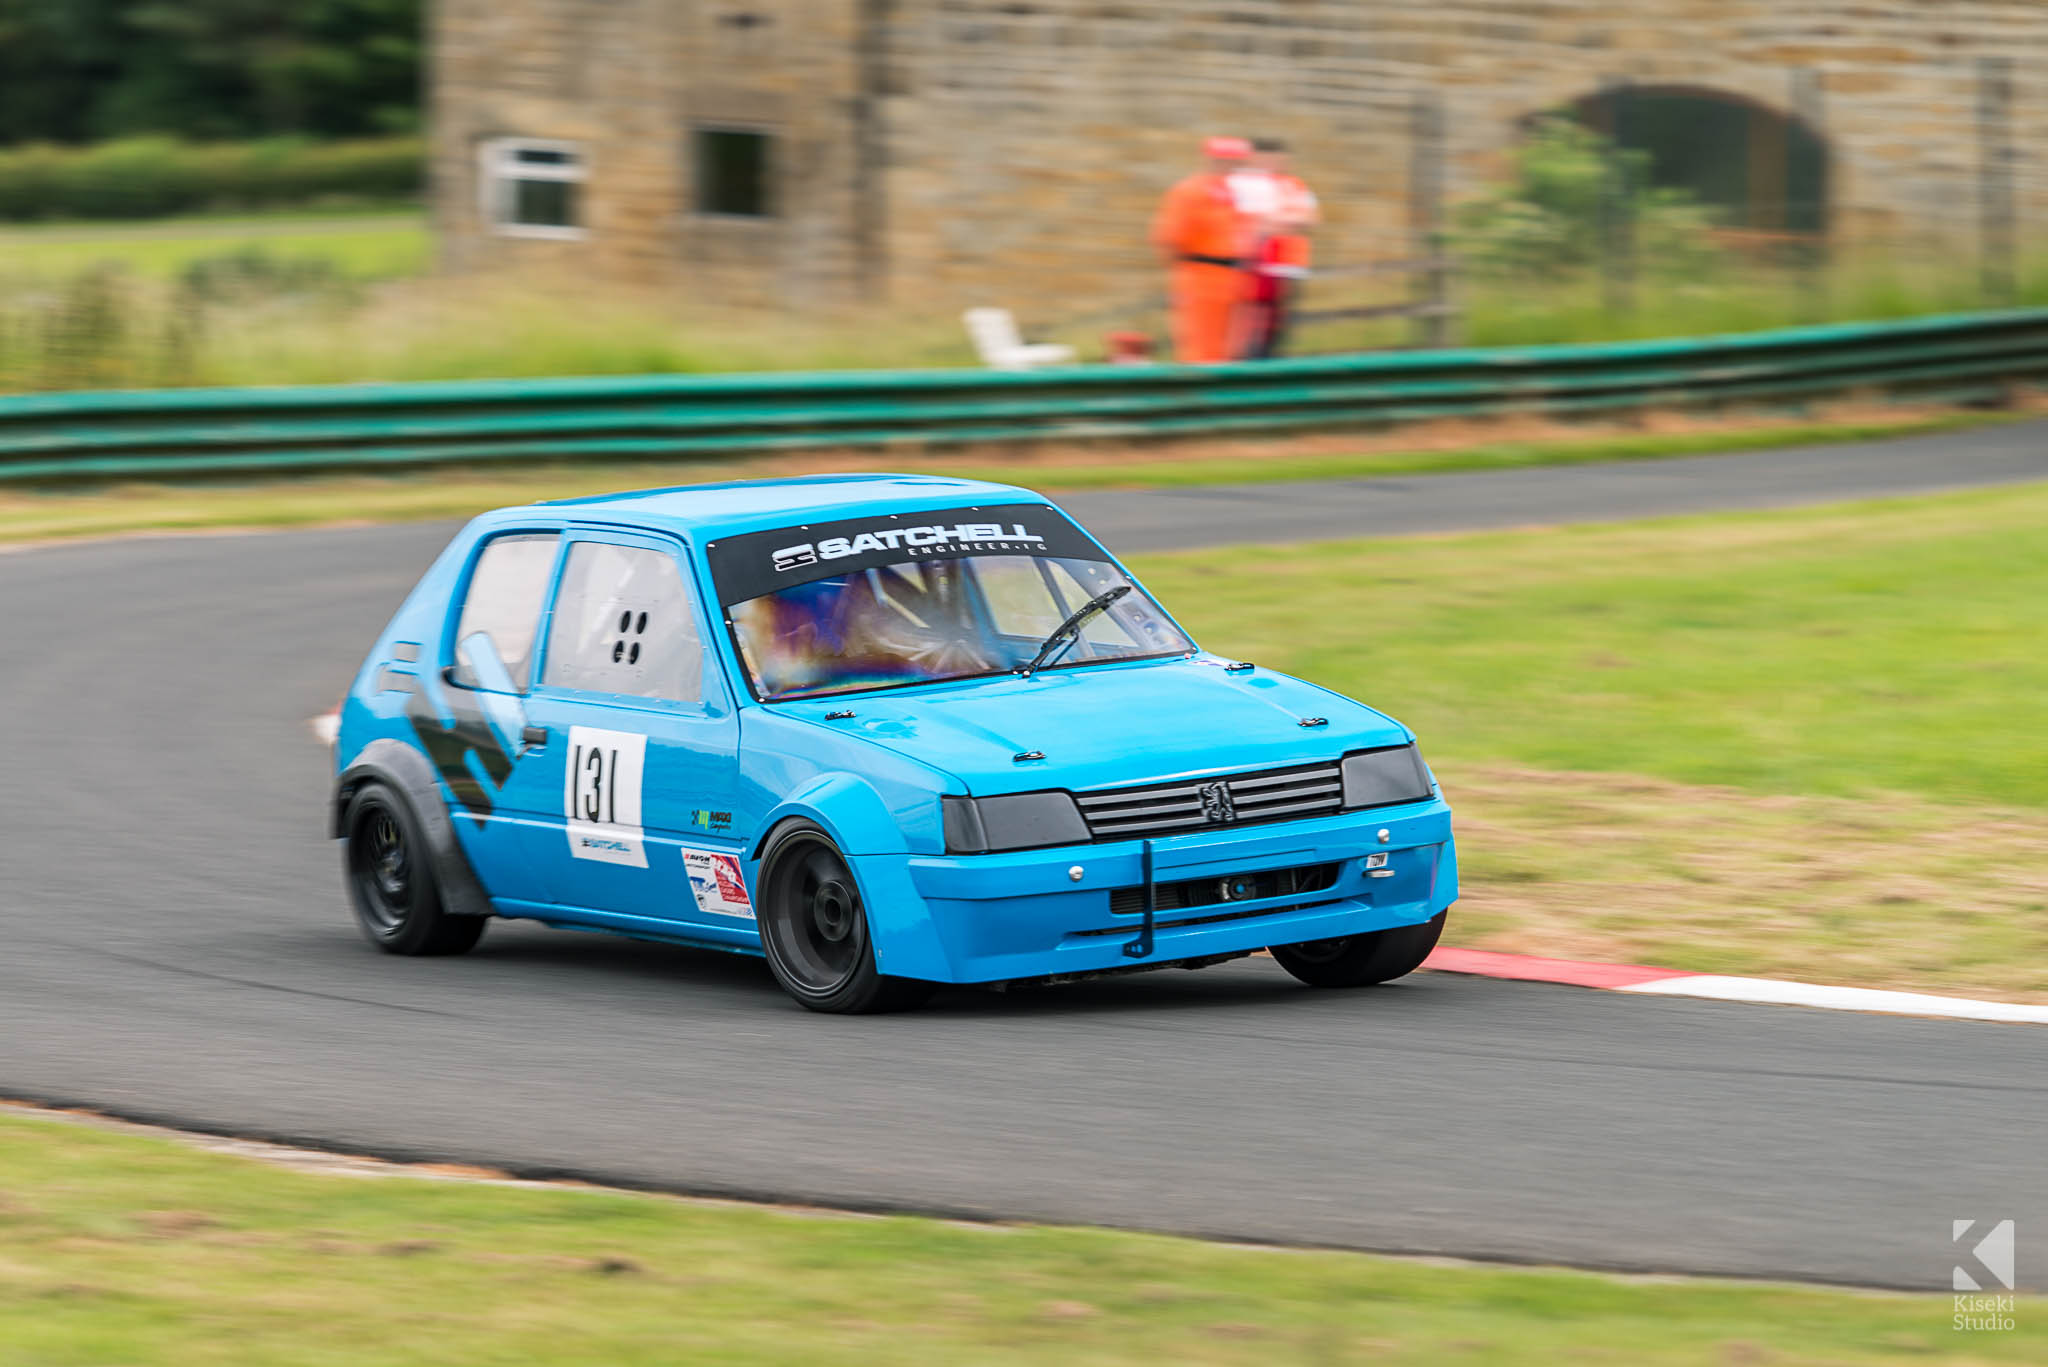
[1124,839,1157,960]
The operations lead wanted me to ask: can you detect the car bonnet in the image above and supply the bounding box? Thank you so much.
[771,656,1411,796]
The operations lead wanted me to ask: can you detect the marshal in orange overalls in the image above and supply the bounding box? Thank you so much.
[1151,171,1248,364]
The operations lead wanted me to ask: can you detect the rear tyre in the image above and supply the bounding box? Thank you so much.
[1271,911,1445,988]
[343,781,487,956]
[757,822,935,1014]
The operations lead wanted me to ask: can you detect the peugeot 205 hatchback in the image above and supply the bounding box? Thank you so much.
[331,474,1457,1012]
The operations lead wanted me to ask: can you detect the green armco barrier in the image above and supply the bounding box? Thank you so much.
[3,309,2046,482]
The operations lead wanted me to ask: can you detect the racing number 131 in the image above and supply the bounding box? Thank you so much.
[571,741,621,825]
[562,725,648,867]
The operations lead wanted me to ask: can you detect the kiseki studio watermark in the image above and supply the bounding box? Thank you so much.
[1953,1219,2016,1333]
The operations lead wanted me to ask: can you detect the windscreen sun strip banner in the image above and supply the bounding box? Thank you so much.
[706,504,1106,605]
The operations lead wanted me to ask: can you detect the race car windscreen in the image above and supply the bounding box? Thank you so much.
[707,506,1193,700]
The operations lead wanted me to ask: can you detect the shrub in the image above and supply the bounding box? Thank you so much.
[1455,118,1723,280]
[176,247,351,304]
[0,136,422,221]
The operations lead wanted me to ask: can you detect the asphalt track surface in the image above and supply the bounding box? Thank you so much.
[1069,415,2048,550]
[4,427,2046,1292]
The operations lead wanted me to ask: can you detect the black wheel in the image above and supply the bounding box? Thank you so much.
[757,822,934,1014]
[343,781,487,956]
[1271,911,1446,988]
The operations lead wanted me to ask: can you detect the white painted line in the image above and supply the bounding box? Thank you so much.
[1619,974,2048,1025]
[309,711,340,747]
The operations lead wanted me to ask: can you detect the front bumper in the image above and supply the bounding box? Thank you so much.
[851,798,1456,984]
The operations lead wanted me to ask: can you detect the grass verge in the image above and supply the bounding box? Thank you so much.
[2,1109,2038,1366]
[0,210,427,281]
[1443,765,2048,1001]
[0,405,2022,548]
[1139,481,2048,810]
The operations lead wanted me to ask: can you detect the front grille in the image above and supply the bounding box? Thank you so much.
[1107,861,1340,917]
[1074,761,1343,840]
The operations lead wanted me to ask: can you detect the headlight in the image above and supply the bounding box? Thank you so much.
[1341,744,1434,810]
[942,791,1090,853]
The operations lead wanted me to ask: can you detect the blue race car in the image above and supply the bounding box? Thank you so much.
[332,475,1457,1012]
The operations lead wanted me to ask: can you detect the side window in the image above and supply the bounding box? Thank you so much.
[543,542,704,702]
[450,533,558,692]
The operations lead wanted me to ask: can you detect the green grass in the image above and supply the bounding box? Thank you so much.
[1288,252,2048,353]
[0,209,428,281]
[4,203,2047,390]
[1135,481,2048,809]
[0,407,2016,546]
[1456,259,2029,348]
[960,411,2018,490]
[2,1110,2036,1366]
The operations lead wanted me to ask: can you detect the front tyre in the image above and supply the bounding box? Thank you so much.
[1271,911,1445,988]
[343,781,486,956]
[757,822,934,1014]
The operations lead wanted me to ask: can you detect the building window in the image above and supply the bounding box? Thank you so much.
[694,128,773,218]
[479,138,587,239]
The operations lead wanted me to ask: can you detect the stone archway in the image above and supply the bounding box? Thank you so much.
[1572,84,1829,236]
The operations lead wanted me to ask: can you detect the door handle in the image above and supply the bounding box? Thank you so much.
[521,725,549,750]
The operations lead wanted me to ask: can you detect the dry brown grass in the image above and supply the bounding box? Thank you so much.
[1446,763,2048,1001]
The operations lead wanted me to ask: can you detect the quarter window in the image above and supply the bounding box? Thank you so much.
[543,542,704,702]
[479,138,586,237]
[450,533,559,692]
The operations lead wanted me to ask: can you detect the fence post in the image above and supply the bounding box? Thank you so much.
[1978,55,2017,307]
[1789,66,1828,319]
[1598,75,1636,318]
[852,0,893,302]
[1409,88,1451,348]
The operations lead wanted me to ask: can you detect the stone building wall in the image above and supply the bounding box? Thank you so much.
[433,0,2048,314]
[433,0,873,307]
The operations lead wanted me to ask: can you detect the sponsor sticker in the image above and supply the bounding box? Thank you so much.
[707,505,1105,607]
[563,725,647,867]
[770,521,1046,575]
[682,847,754,919]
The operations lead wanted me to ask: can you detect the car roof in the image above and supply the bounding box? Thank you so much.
[502,473,1049,542]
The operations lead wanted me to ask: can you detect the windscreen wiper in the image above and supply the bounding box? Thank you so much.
[1016,584,1130,677]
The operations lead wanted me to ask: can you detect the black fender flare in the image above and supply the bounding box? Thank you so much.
[331,738,495,918]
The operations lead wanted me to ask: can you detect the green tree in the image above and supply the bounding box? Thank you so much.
[0,1,129,144]
[0,0,420,144]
